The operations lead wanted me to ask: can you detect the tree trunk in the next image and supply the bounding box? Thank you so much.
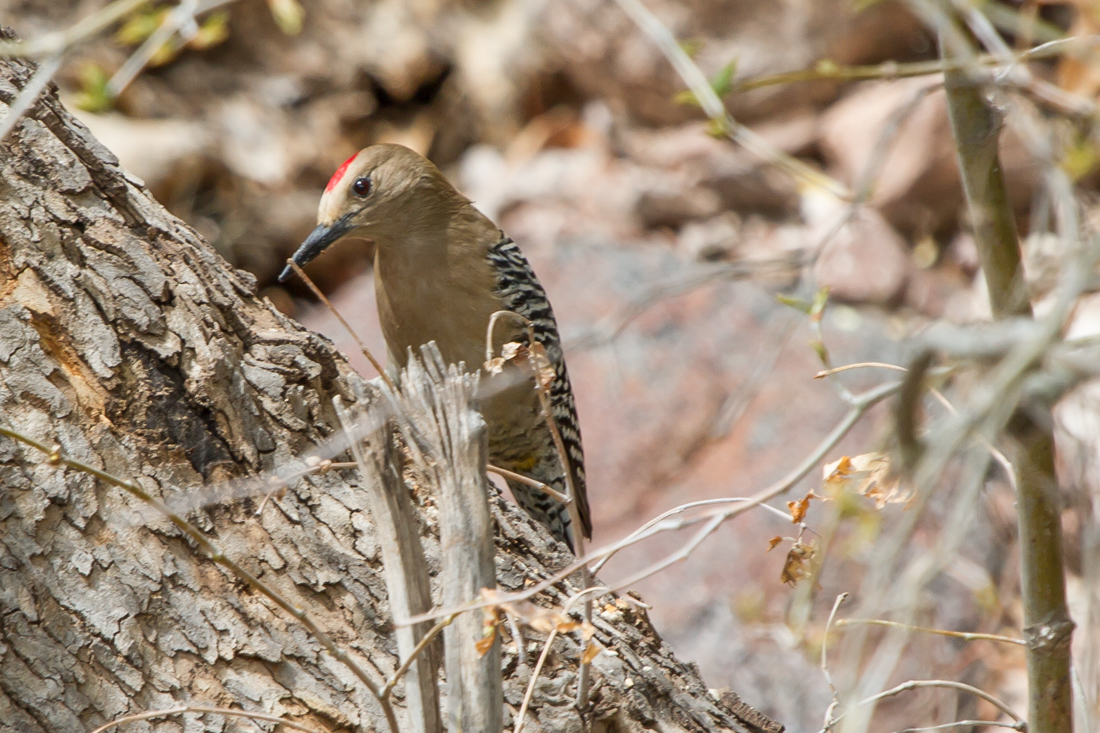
[0,55,780,733]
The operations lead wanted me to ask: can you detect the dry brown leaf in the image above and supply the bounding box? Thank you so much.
[480,588,504,602]
[582,639,604,664]
[501,342,524,361]
[485,341,555,390]
[544,617,582,635]
[787,494,812,523]
[477,598,502,657]
[1056,4,1100,98]
[475,626,497,657]
[821,452,911,508]
[529,342,555,390]
[822,455,853,489]
[767,536,784,552]
[780,540,816,586]
[485,342,526,375]
[485,594,580,635]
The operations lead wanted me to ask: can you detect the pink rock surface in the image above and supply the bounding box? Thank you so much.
[819,78,1041,234]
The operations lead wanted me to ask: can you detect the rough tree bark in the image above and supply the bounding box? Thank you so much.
[0,54,782,733]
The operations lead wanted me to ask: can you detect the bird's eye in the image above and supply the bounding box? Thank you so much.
[352,176,372,197]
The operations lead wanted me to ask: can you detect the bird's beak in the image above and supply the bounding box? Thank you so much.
[278,216,352,282]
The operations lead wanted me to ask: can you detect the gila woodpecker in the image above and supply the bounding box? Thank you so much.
[279,144,592,550]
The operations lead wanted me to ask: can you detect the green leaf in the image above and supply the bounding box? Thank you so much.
[809,286,830,322]
[149,37,183,66]
[705,116,730,138]
[190,11,230,50]
[673,88,700,107]
[672,59,737,107]
[115,5,166,46]
[776,293,811,314]
[73,62,114,113]
[678,38,703,59]
[813,58,840,77]
[1060,134,1100,182]
[809,338,830,366]
[710,60,737,98]
[267,0,304,35]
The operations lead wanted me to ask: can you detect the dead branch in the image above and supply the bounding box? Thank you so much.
[334,393,442,733]
[396,345,503,733]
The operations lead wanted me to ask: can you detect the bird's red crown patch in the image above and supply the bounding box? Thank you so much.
[325,153,358,192]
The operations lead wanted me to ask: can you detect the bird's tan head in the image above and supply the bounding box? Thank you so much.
[279,144,466,282]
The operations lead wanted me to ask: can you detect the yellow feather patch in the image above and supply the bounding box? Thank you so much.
[512,454,538,472]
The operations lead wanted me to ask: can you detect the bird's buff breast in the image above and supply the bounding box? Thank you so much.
[374,251,500,372]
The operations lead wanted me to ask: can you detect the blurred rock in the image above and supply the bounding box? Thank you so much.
[72,111,211,186]
[749,110,820,156]
[624,123,800,216]
[904,264,971,319]
[944,231,980,274]
[217,96,295,185]
[679,212,742,260]
[1022,231,1070,299]
[819,78,1041,234]
[457,142,632,226]
[636,185,723,229]
[826,0,932,66]
[943,272,993,323]
[807,200,911,304]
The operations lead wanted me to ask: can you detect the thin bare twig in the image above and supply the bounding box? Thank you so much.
[815,363,909,378]
[928,388,1015,488]
[514,629,558,733]
[822,594,848,695]
[88,704,327,733]
[0,425,400,733]
[508,613,528,666]
[602,380,900,594]
[0,54,62,143]
[824,679,1026,732]
[514,590,606,733]
[711,312,798,439]
[402,379,901,626]
[591,497,793,574]
[0,0,148,58]
[109,0,198,96]
[834,618,1025,645]
[256,460,355,515]
[820,593,848,731]
[287,261,395,390]
[489,464,572,505]
[728,36,1100,95]
[382,615,455,701]
[567,250,804,351]
[610,0,851,200]
[892,721,1027,733]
